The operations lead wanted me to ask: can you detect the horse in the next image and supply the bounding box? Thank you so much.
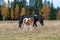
[19,14,44,28]
[32,15,44,27]
[22,17,34,31]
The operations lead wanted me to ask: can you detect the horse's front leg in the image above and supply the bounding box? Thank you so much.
[29,24,34,31]
[29,26,33,31]
[33,22,37,27]
[19,24,21,28]
[23,24,28,31]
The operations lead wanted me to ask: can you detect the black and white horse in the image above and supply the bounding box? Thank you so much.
[33,15,44,27]
[19,14,44,28]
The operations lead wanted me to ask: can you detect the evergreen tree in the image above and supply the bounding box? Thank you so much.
[0,4,2,20]
[19,0,26,9]
[36,0,43,8]
[49,1,56,20]
[14,0,17,8]
[7,0,11,20]
[29,0,35,7]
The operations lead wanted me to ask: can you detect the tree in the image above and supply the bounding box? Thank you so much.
[35,0,43,8]
[11,6,14,20]
[1,5,8,20]
[29,0,43,15]
[56,9,60,20]
[14,4,19,20]
[29,0,35,7]
[7,0,11,20]
[1,0,8,20]
[40,4,50,20]
[14,0,17,8]
[19,0,26,9]
[0,4,2,20]
[49,1,57,20]
[20,7,26,16]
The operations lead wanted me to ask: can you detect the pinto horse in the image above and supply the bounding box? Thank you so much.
[23,17,34,31]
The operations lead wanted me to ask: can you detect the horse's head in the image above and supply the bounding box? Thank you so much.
[29,17,34,23]
[23,17,34,25]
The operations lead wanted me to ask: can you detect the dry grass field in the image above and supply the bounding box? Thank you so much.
[0,20,60,40]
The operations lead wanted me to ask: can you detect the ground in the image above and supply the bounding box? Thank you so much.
[0,20,60,40]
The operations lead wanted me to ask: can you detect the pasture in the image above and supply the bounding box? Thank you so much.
[0,20,60,40]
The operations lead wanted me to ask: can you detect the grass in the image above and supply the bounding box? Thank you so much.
[0,21,60,40]
[0,32,60,40]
